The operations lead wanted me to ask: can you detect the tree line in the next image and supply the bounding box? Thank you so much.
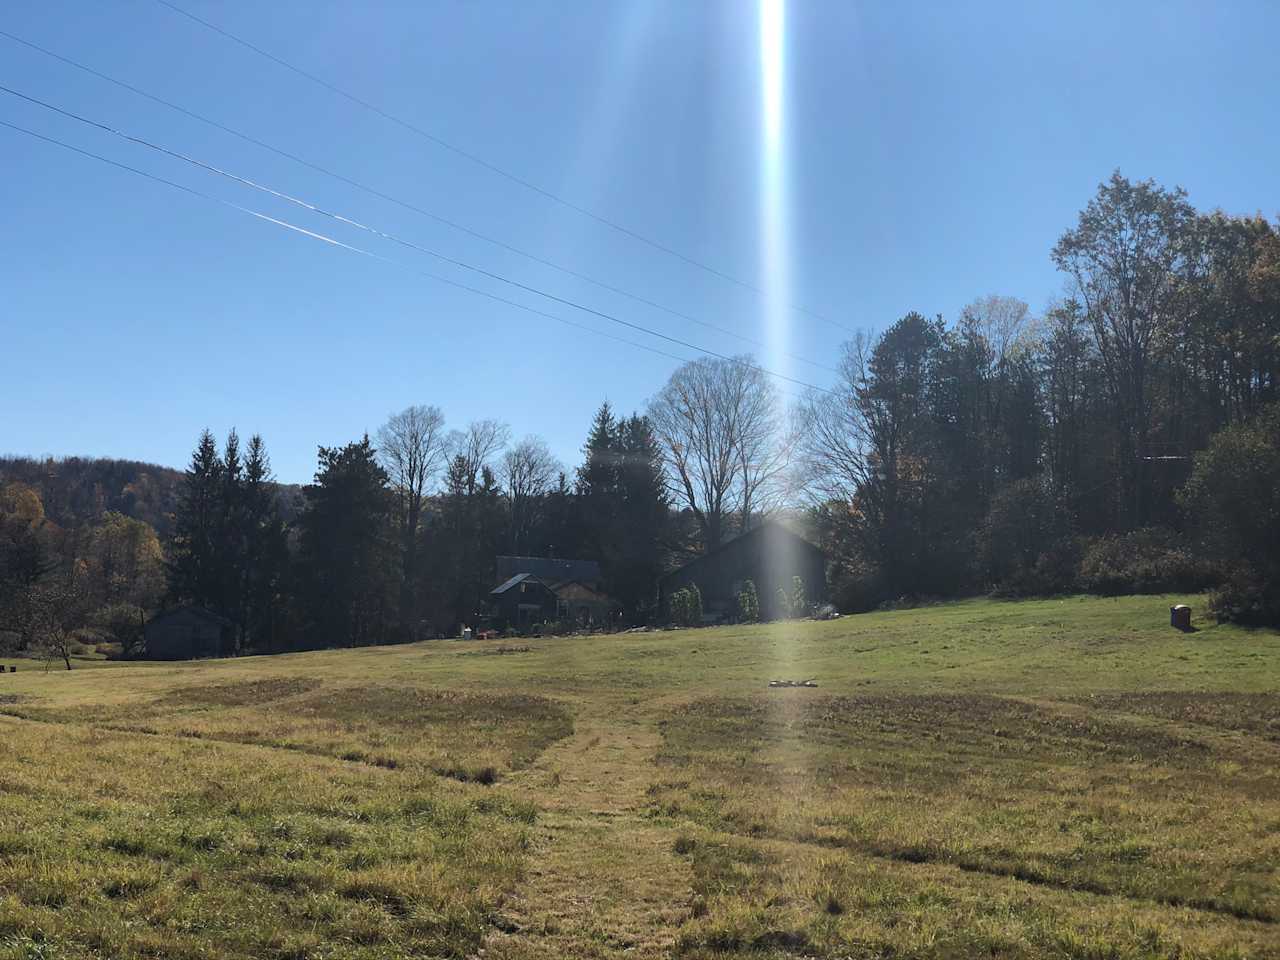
[2,170,1278,663]
[804,173,1278,621]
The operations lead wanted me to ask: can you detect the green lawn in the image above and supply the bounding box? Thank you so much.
[1,595,1277,958]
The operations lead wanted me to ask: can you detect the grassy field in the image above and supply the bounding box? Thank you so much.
[0,595,1278,959]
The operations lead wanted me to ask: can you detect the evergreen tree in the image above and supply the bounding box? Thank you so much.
[574,403,669,620]
[612,414,669,617]
[241,435,290,651]
[423,456,507,635]
[167,430,224,610]
[296,437,396,648]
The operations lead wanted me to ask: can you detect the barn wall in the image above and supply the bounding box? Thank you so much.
[144,610,226,660]
[660,526,827,618]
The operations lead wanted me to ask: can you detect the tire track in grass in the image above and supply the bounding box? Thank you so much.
[481,704,696,959]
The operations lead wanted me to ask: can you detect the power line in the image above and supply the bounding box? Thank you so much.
[0,28,837,374]
[0,83,831,394]
[0,117,830,397]
[0,120,701,368]
[151,0,854,336]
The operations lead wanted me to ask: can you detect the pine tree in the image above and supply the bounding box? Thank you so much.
[296,437,396,648]
[241,435,289,650]
[574,403,669,621]
[167,430,224,610]
[612,414,669,617]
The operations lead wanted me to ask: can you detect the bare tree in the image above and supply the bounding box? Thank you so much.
[647,356,786,551]
[28,574,89,671]
[798,332,876,505]
[377,405,448,629]
[960,295,1034,364]
[448,419,511,495]
[501,436,562,554]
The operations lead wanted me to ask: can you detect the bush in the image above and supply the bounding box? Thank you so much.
[991,537,1082,598]
[668,584,703,627]
[1077,528,1221,596]
[775,586,790,618]
[1178,404,1280,624]
[1209,563,1280,626]
[831,558,885,614]
[736,580,759,623]
[90,602,147,658]
[791,577,806,616]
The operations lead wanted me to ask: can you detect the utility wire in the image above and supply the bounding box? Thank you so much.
[151,0,855,335]
[0,117,831,396]
[0,118,692,368]
[0,83,829,393]
[0,28,836,373]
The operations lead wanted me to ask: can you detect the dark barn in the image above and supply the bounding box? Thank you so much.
[658,521,827,621]
[144,605,234,660]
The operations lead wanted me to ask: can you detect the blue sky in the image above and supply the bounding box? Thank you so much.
[3,1,1278,483]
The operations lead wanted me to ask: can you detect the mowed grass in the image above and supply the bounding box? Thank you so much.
[1,594,1278,958]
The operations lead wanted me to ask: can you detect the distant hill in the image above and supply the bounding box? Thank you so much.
[0,456,305,538]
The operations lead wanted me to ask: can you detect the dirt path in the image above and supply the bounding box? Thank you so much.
[481,703,693,958]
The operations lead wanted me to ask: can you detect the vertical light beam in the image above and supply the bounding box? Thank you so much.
[759,0,789,385]
[758,0,799,662]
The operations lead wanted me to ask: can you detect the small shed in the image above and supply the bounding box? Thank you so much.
[144,605,234,660]
[489,574,558,628]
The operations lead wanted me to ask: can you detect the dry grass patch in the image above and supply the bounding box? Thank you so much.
[652,693,1280,956]
[0,718,535,959]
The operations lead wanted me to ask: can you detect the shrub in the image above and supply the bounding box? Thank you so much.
[791,577,806,615]
[831,558,885,613]
[688,584,703,624]
[1078,527,1221,596]
[668,589,684,626]
[991,537,1082,598]
[737,580,759,623]
[1209,563,1280,626]
[1179,403,1280,624]
[668,585,704,627]
[90,602,147,658]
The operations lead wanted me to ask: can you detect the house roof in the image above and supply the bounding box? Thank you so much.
[490,573,557,597]
[549,579,610,602]
[496,555,602,584]
[658,520,823,585]
[147,604,234,628]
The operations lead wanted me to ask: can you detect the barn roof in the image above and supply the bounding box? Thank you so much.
[658,520,823,585]
[496,555,602,584]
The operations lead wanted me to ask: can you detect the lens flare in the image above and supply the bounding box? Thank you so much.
[759,0,799,668]
[759,0,789,386]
